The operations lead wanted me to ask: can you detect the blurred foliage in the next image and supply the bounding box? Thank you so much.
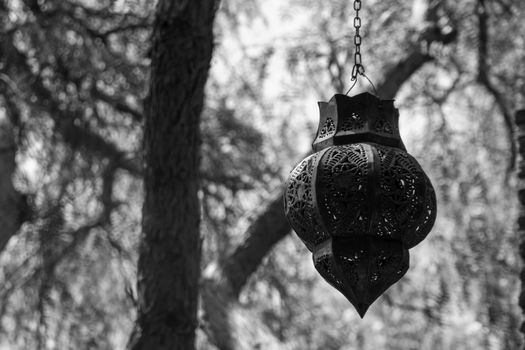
[0,0,524,349]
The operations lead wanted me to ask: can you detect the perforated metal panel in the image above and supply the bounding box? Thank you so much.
[284,92,437,317]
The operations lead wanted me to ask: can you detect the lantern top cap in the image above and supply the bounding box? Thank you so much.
[313,91,404,152]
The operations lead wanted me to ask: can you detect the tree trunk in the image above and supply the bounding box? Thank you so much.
[129,1,217,349]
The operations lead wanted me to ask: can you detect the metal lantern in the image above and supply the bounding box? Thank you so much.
[284,92,437,317]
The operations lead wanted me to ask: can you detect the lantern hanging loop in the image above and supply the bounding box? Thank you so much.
[346,0,378,96]
[346,71,378,96]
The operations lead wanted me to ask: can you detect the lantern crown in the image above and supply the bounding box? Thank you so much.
[313,92,406,152]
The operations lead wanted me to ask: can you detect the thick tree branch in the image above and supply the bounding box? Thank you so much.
[479,74,516,173]
[221,194,289,297]
[376,51,433,99]
[91,86,143,123]
[378,20,457,98]
[476,0,516,176]
[58,117,142,175]
[0,116,29,252]
[0,5,32,251]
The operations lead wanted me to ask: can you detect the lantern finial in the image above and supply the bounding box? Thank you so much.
[357,304,368,319]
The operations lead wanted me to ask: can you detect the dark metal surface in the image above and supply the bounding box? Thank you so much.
[284,92,437,317]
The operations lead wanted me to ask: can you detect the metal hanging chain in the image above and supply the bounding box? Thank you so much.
[351,0,364,80]
[346,0,378,96]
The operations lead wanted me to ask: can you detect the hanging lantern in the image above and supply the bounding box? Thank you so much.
[283,92,437,317]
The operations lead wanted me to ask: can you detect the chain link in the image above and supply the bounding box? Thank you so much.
[351,0,365,80]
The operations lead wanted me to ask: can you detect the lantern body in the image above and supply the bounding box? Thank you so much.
[284,92,436,317]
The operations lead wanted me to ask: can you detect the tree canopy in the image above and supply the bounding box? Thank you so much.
[0,0,524,349]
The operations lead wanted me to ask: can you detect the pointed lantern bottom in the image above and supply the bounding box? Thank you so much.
[313,236,409,317]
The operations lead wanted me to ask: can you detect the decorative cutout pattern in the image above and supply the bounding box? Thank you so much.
[316,255,344,289]
[318,116,336,139]
[284,153,328,250]
[374,119,394,134]
[376,146,436,247]
[340,112,365,132]
[316,144,370,237]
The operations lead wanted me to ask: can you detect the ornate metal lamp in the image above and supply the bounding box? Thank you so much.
[284,92,437,317]
[283,0,437,317]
